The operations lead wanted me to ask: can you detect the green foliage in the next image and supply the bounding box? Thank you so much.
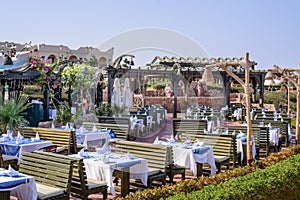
[264,91,286,104]
[93,103,113,116]
[153,84,165,90]
[112,105,126,115]
[117,145,300,200]
[230,86,244,93]
[55,104,83,125]
[0,95,30,133]
[169,155,300,200]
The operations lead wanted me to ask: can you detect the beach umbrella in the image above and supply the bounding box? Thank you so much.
[123,78,132,107]
[112,78,121,107]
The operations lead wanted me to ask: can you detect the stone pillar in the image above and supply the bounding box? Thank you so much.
[107,66,116,105]
[259,73,265,108]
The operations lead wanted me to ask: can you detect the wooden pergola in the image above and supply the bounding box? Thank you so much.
[106,55,267,118]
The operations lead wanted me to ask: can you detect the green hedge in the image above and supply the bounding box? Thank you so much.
[169,155,300,200]
[117,145,300,200]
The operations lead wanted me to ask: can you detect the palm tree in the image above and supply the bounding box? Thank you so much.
[0,95,30,133]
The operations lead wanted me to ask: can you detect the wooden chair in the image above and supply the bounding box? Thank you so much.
[182,133,238,173]
[19,127,74,155]
[69,157,108,200]
[172,119,208,138]
[0,151,18,170]
[110,140,170,188]
[19,151,74,200]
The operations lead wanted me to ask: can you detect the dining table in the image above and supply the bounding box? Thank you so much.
[76,130,110,149]
[70,151,148,197]
[0,137,52,164]
[158,141,216,176]
[0,168,37,200]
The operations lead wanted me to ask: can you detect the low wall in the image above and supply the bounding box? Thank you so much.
[103,90,225,112]
[144,96,225,113]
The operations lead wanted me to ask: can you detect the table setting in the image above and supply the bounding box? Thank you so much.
[154,136,216,176]
[70,146,148,196]
[0,166,37,200]
[0,132,52,164]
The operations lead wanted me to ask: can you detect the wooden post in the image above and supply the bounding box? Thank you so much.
[243,52,252,165]
[206,52,256,165]
[287,80,290,117]
[296,63,300,143]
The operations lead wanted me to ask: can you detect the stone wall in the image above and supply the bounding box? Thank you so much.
[102,89,225,112]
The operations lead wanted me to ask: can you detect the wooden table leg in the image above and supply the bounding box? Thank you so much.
[196,163,203,177]
[0,191,10,200]
[120,167,130,197]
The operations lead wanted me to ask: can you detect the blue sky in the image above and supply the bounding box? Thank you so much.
[2,0,299,69]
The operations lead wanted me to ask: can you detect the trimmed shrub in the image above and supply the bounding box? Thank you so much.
[169,155,300,200]
[117,145,300,200]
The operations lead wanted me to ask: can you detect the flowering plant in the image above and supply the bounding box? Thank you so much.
[30,56,60,90]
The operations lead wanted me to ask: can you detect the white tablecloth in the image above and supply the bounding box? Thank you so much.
[80,152,148,196]
[269,127,280,145]
[1,174,37,200]
[160,142,216,176]
[77,131,110,149]
[236,136,256,161]
[234,108,242,120]
[0,140,53,165]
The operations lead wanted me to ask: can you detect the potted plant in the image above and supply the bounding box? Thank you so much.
[0,95,30,134]
[55,104,83,127]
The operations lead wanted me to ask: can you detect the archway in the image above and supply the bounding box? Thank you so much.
[47,54,56,63]
[98,57,107,68]
[69,55,77,60]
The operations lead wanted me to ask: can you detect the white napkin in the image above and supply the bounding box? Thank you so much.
[268,123,272,128]
[16,131,23,144]
[79,125,86,133]
[0,165,19,177]
[167,135,175,143]
[92,124,97,132]
[239,130,246,136]
[35,132,40,140]
[78,148,89,158]
[195,139,204,146]
[217,117,220,127]
[153,136,161,144]
[96,143,108,154]
[7,130,13,140]
[102,153,110,164]
[127,152,135,159]
[51,123,55,129]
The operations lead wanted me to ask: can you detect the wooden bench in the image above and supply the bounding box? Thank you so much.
[19,127,75,155]
[19,151,74,200]
[172,119,207,138]
[253,117,290,147]
[181,133,238,173]
[110,140,170,188]
[166,147,186,183]
[83,120,131,140]
[223,125,261,161]
[32,151,108,200]
[70,157,108,200]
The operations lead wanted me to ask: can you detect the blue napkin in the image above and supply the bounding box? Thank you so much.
[192,146,209,154]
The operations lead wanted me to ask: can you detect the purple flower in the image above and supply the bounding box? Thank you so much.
[43,67,49,72]
[32,60,37,64]
[52,83,58,89]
